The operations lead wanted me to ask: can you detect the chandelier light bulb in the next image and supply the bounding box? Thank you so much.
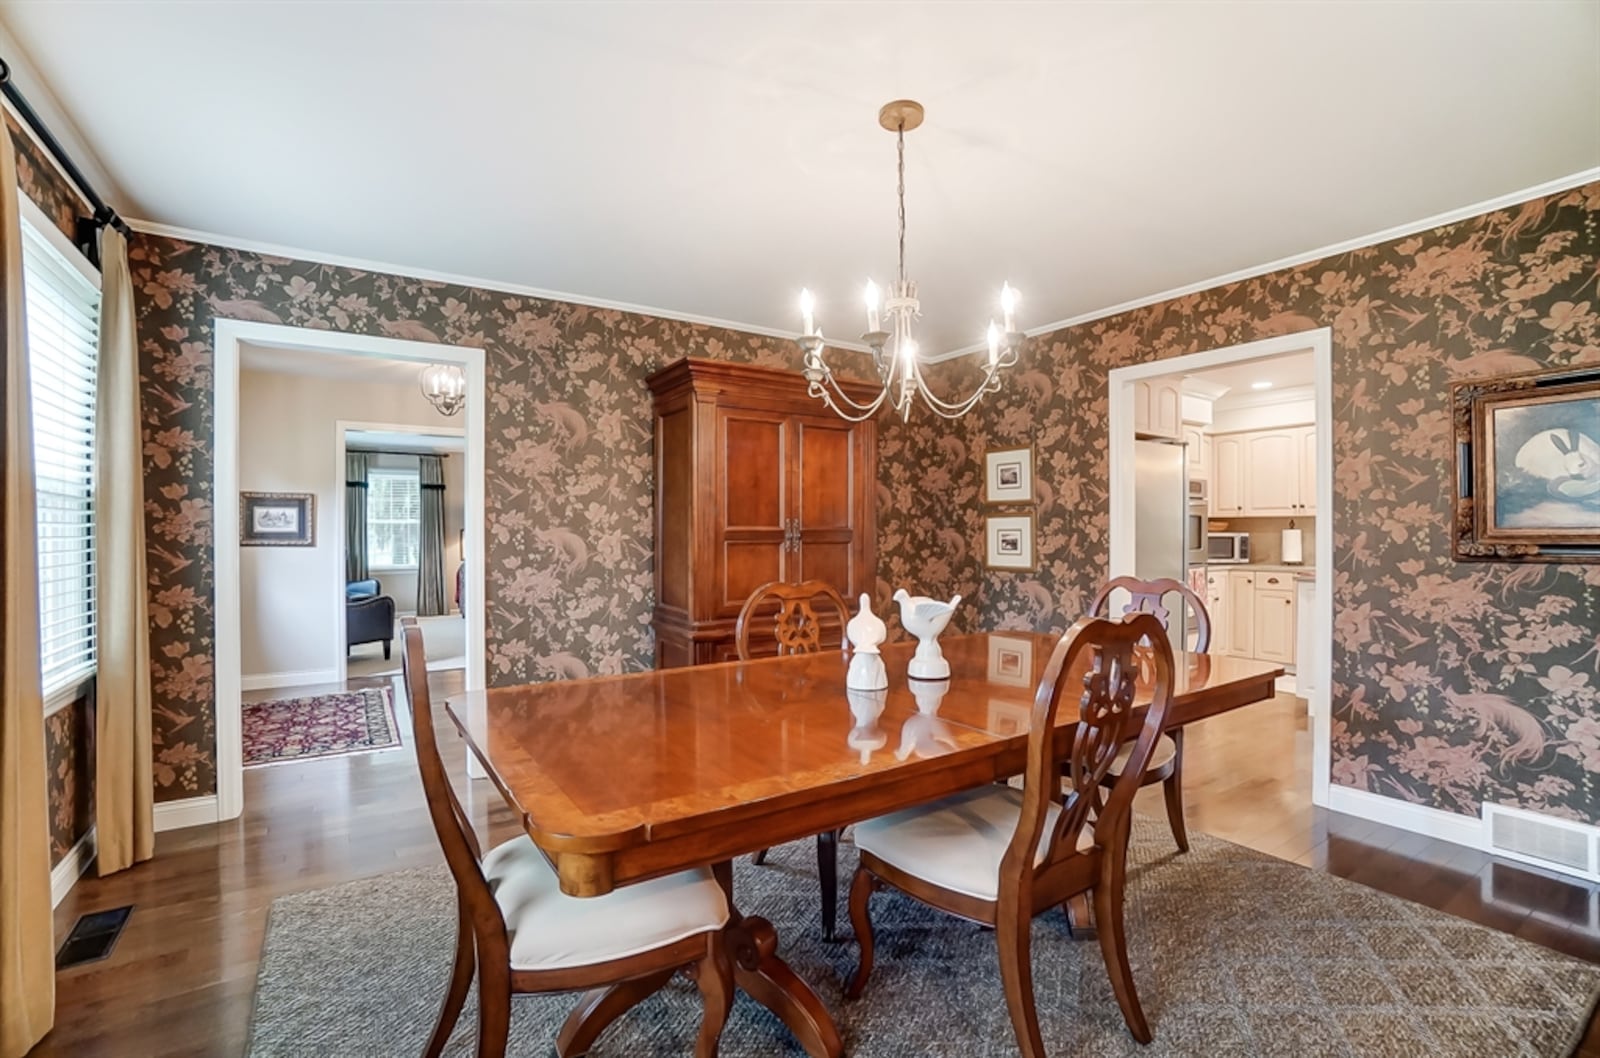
[799,288,816,337]
[863,279,881,333]
[1000,283,1019,333]
[987,321,1000,367]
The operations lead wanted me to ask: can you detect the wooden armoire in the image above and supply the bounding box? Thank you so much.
[647,358,878,668]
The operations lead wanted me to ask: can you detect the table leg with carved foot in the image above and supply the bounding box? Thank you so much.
[728,914,843,1058]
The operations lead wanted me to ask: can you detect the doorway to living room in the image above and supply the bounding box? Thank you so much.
[212,320,486,821]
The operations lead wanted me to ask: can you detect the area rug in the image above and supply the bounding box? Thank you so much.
[241,687,401,767]
[247,820,1600,1056]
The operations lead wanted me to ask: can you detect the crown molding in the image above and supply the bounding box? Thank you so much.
[931,166,1600,363]
[124,217,872,354]
[1181,377,1231,402]
[1213,382,1317,412]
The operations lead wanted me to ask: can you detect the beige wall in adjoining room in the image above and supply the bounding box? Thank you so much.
[238,361,458,683]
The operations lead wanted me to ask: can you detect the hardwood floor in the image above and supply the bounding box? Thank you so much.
[38,685,1600,1056]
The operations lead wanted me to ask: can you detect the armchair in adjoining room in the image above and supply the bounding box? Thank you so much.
[347,580,396,659]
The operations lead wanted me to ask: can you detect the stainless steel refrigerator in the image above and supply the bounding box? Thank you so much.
[1132,439,1189,654]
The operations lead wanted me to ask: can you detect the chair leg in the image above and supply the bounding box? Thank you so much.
[844,867,878,1000]
[692,932,735,1058]
[475,959,512,1058]
[817,829,840,941]
[1163,730,1189,853]
[1093,878,1151,1044]
[996,909,1047,1058]
[383,639,393,660]
[423,905,475,1058]
[752,848,769,866]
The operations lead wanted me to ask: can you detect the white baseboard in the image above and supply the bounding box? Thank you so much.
[1326,785,1484,850]
[51,826,97,908]
[154,795,221,832]
[240,668,340,691]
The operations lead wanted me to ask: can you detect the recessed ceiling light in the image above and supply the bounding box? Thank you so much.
[1251,381,1273,390]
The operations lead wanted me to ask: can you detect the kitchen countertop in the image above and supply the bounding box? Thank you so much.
[1207,563,1315,578]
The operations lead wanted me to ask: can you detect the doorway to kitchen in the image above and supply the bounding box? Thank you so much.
[1107,327,1333,811]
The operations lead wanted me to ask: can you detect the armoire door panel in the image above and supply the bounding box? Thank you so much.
[795,419,854,530]
[655,406,693,613]
[797,540,852,594]
[724,542,785,612]
[720,413,786,529]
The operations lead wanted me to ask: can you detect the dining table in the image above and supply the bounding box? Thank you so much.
[444,630,1284,1058]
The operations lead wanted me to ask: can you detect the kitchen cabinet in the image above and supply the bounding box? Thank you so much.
[1134,379,1182,440]
[648,358,878,668]
[1183,426,1209,482]
[1252,571,1298,665]
[1225,570,1255,658]
[1212,435,1245,514]
[1206,570,1228,654]
[1212,424,1315,517]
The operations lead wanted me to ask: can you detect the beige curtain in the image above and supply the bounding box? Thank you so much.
[0,122,54,1058]
[93,226,153,876]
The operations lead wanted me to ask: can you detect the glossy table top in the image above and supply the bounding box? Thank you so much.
[444,633,1283,858]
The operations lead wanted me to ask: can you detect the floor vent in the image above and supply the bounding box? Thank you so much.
[1481,803,1600,883]
[55,905,133,970]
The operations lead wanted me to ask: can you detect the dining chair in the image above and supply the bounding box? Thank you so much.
[399,619,735,1058]
[846,613,1175,1052]
[1090,575,1210,853]
[735,579,850,941]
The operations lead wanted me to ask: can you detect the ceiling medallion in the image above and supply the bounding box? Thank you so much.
[797,99,1023,422]
[419,363,466,417]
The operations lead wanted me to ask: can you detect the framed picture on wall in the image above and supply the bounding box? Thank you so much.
[240,492,316,547]
[984,512,1036,571]
[984,446,1035,505]
[1453,365,1600,562]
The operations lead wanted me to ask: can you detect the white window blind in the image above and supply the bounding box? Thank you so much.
[22,217,101,697]
[367,469,420,569]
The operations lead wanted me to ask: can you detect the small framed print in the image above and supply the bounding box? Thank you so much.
[985,512,1036,571]
[987,634,1035,687]
[241,492,316,547]
[984,446,1035,505]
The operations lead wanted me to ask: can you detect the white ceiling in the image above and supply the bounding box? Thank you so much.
[3,2,1597,353]
[346,429,464,455]
[239,340,428,384]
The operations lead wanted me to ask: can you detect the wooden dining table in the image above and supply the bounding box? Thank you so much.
[445,631,1283,1057]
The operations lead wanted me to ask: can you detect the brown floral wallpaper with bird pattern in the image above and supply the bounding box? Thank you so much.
[948,180,1600,825]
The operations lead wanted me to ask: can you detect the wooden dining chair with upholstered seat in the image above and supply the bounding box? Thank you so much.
[399,618,735,1058]
[735,579,851,940]
[846,613,1175,1052]
[1090,575,1210,853]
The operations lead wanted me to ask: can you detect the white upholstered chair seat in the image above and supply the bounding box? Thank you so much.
[1105,733,1177,776]
[854,786,1094,901]
[481,836,730,972]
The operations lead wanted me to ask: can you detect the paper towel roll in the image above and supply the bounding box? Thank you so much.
[1280,527,1304,564]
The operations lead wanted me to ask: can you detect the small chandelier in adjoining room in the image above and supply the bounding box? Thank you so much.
[796,99,1024,422]
[419,363,466,417]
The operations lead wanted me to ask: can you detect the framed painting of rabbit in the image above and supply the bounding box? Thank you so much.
[1453,365,1600,561]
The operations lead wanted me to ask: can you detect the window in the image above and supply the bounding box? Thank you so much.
[22,214,101,699]
[367,469,420,569]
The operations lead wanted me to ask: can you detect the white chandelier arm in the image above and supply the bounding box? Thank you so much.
[805,355,892,422]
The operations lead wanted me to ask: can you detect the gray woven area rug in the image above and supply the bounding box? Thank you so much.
[249,819,1600,1057]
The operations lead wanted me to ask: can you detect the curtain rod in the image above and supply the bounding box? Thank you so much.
[349,449,452,459]
[0,55,128,268]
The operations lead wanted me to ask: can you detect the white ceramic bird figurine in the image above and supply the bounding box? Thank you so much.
[893,589,963,680]
[846,593,887,653]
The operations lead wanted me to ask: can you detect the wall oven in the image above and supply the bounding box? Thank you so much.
[1185,479,1208,567]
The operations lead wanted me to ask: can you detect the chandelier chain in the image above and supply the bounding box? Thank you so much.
[896,122,906,285]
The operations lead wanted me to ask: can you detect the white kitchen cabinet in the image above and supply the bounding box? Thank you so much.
[1212,424,1315,517]
[1133,379,1183,440]
[1212,435,1245,514]
[1298,426,1318,515]
[1206,571,1227,654]
[1253,585,1297,665]
[1225,570,1255,658]
[1183,426,1207,481]
[1295,577,1318,708]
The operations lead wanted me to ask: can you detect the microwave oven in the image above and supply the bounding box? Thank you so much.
[1207,532,1251,564]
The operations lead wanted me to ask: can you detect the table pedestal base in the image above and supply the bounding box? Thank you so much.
[554,906,842,1058]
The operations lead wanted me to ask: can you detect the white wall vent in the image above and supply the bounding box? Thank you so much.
[1481,802,1600,883]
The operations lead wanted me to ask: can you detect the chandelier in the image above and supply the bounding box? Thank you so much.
[797,99,1023,422]
[419,363,466,417]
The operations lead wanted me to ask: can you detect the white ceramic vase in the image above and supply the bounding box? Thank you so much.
[846,593,889,691]
[893,589,963,681]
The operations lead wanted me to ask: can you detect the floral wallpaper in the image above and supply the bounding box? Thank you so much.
[129,234,922,801]
[45,695,93,864]
[5,110,84,246]
[950,180,1600,825]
